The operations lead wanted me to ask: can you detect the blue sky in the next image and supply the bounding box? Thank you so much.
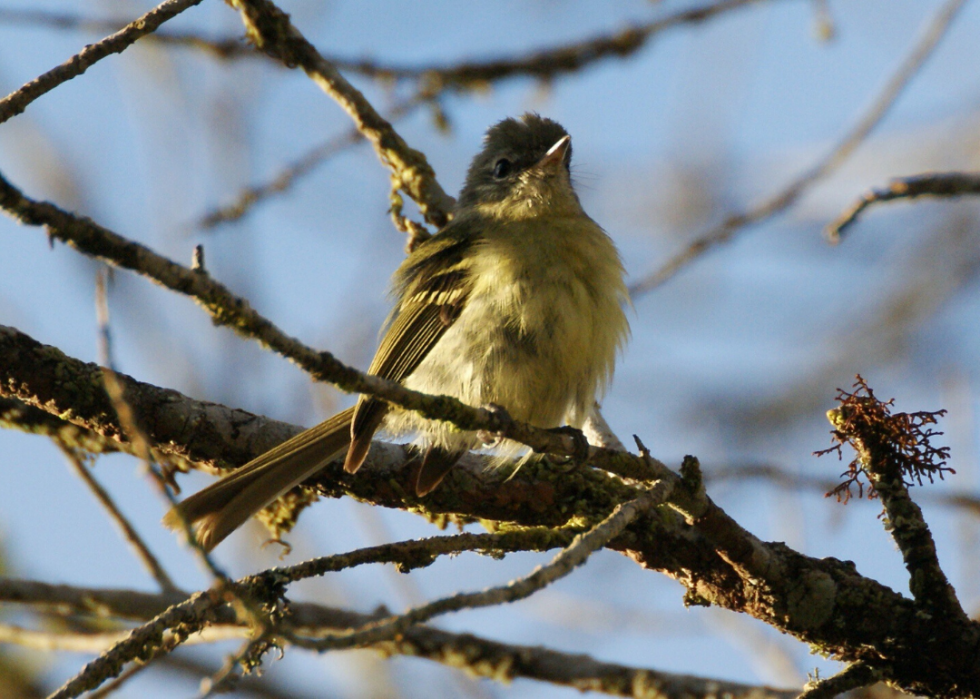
[2,1,980,697]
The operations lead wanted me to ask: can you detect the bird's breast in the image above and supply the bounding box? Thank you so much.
[404,216,628,430]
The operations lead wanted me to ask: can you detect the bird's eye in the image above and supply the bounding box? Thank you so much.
[492,158,512,179]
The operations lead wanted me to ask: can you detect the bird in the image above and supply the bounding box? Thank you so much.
[164,113,629,551]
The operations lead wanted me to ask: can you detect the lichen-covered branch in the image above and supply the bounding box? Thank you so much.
[0,323,303,474]
[8,322,980,698]
[827,171,980,242]
[0,0,204,125]
[46,588,219,699]
[824,379,966,623]
[4,326,980,691]
[0,396,122,455]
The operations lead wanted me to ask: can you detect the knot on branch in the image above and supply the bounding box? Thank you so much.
[816,376,952,503]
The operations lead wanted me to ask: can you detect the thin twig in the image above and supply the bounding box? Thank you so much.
[162,654,316,699]
[227,0,455,227]
[0,580,795,699]
[197,636,268,698]
[0,8,254,60]
[827,171,980,241]
[87,661,154,699]
[60,444,178,594]
[0,0,772,92]
[287,482,671,652]
[628,0,968,297]
[0,0,204,125]
[263,527,577,585]
[797,662,881,699]
[46,588,220,699]
[39,527,579,697]
[343,0,778,95]
[92,272,228,583]
[0,622,244,653]
[198,97,422,229]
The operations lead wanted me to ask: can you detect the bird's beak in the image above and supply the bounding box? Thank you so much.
[534,135,571,175]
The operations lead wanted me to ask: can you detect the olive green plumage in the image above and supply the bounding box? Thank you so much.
[165,114,629,551]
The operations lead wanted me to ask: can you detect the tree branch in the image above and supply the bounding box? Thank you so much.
[0,0,204,125]
[825,382,967,623]
[197,97,422,230]
[798,662,881,699]
[0,578,794,699]
[7,323,980,699]
[628,0,968,297]
[826,171,980,241]
[225,0,454,227]
[287,483,670,652]
[60,445,178,594]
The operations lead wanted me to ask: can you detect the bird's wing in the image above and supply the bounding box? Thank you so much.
[344,227,475,472]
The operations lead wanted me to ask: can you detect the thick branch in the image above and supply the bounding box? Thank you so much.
[0,396,121,455]
[6,324,980,694]
[0,0,204,125]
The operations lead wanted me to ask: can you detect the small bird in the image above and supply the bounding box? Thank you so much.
[165,114,629,551]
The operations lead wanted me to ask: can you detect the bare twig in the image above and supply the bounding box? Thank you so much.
[628,0,968,297]
[342,0,779,96]
[708,461,980,518]
[827,171,980,241]
[0,8,253,60]
[226,0,454,227]
[46,588,219,699]
[1,0,773,93]
[92,273,228,582]
[264,527,576,584]
[798,662,881,699]
[287,482,671,652]
[0,579,794,699]
[198,98,422,230]
[60,445,178,594]
[87,661,155,699]
[0,0,204,125]
[161,654,317,699]
[0,622,244,653]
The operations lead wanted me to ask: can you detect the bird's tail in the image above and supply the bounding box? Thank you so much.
[163,407,355,552]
